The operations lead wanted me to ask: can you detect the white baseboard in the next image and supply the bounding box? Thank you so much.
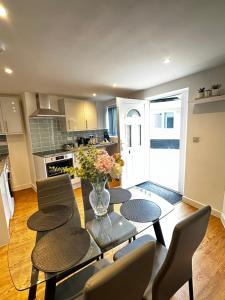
[182,196,221,218]
[221,213,225,228]
[13,183,32,191]
[73,182,81,189]
[31,183,37,192]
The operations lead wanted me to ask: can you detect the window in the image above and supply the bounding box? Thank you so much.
[127,109,141,118]
[107,106,117,136]
[153,113,162,128]
[164,112,174,128]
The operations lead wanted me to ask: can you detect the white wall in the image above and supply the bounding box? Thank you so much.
[96,99,116,129]
[130,64,225,215]
[21,92,38,189]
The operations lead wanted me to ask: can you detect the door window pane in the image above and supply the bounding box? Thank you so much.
[127,109,141,118]
[164,112,174,128]
[153,113,162,128]
[126,125,132,147]
[107,106,117,136]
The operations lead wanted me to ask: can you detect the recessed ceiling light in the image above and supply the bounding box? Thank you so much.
[163,57,171,64]
[4,67,13,74]
[0,5,8,18]
[92,93,96,97]
[113,83,117,88]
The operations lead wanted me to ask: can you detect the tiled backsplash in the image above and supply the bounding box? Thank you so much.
[0,135,8,155]
[29,118,106,153]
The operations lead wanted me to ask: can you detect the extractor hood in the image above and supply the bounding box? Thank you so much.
[30,93,65,118]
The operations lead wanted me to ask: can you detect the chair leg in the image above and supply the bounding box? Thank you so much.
[188,278,194,300]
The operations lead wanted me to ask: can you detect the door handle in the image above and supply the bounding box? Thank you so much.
[86,120,88,129]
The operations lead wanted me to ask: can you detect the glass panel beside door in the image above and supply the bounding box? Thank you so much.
[149,98,181,192]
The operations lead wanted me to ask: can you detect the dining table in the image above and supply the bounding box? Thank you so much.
[7,186,174,300]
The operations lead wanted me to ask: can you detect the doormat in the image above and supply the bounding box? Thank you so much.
[136,181,182,205]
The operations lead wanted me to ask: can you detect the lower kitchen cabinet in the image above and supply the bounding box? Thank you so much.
[0,160,14,246]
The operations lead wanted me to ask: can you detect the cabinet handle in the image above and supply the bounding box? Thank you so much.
[68,120,70,130]
[86,120,88,129]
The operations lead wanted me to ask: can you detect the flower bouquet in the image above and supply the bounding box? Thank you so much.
[63,146,124,216]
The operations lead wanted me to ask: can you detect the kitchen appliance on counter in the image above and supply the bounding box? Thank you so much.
[33,151,79,188]
[63,143,74,151]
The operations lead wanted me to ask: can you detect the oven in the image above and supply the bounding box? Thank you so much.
[45,153,74,178]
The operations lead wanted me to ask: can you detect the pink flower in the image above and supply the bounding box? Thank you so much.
[95,153,115,174]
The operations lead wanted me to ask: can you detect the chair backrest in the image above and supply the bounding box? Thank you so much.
[81,179,113,223]
[36,174,81,227]
[152,206,211,300]
[84,242,156,300]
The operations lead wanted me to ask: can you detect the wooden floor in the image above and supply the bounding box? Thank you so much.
[0,187,225,300]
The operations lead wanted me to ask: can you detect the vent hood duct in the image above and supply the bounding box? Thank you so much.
[30,94,65,118]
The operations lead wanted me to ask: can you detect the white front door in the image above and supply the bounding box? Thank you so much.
[117,98,149,188]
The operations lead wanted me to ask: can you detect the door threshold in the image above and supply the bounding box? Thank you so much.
[148,180,182,195]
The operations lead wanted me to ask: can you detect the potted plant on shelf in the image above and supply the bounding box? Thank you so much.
[62,146,124,217]
[211,84,221,96]
[197,87,205,98]
[204,89,212,97]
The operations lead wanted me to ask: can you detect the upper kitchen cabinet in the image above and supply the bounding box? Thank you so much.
[0,97,23,134]
[59,98,86,131]
[59,99,97,131]
[84,100,97,130]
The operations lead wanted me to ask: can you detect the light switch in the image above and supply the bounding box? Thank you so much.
[193,137,200,143]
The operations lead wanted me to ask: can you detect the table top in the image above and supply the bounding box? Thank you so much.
[7,186,174,291]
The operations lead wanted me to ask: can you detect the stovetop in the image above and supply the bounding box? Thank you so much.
[33,149,73,158]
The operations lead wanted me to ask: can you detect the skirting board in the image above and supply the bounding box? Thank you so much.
[183,196,225,227]
[221,213,225,228]
[13,183,32,191]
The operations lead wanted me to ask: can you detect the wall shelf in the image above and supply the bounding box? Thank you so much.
[191,95,225,104]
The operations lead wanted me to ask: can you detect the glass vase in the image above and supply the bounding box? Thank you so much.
[89,179,110,216]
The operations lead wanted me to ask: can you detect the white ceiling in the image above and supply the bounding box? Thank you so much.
[1,0,225,101]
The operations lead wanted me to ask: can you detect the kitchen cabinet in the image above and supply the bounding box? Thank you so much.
[0,160,14,246]
[0,97,23,134]
[59,98,86,131]
[59,99,97,131]
[84,100,97,130]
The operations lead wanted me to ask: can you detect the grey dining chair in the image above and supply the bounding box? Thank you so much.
[36,174,81,227]
[55,241,156,300]
[81,179,136,255]
[113,206,211,300]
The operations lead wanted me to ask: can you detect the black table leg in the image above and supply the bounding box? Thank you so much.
[28,266,39,300]
[153,220,166,246]
[44,277,56,300]
[28,284,37,300]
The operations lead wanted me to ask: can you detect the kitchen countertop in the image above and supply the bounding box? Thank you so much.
[0,154,8,174]
[33,142,118,158]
